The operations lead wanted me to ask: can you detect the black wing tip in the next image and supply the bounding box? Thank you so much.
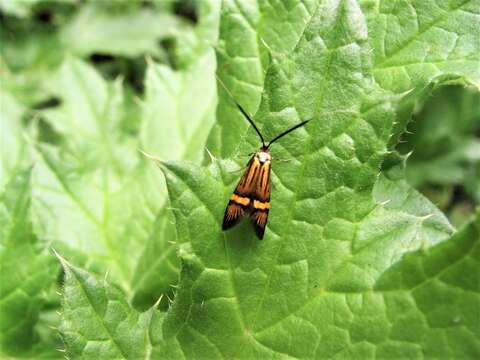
[222,202,247,231]
[222,220,235,231]
[252,224,265,240]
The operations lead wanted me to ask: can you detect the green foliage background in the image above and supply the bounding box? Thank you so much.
[0,0,479,359]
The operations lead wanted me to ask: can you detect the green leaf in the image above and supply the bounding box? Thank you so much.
[0,170,59,356]
[58,255,156,359]
[153,156,479,357]
[60,5,188,58]
[31,57,164,293]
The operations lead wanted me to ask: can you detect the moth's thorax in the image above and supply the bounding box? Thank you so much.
[256,150,271,164]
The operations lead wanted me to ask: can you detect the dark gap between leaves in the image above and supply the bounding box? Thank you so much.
[173,0,198,24]
[159,37,178,70]
[89,53,147,94]
[446,185,476,213]
[32,97,61,110]
[36,117,63,145]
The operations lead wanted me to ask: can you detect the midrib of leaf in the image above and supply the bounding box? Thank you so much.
[375,0,472,68]
[65,262,129,360]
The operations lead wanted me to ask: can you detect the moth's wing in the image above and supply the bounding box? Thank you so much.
[222,201,248,230]
[250,207,269,239]
[250,159,271,240]
[253,159,271,202]
[222,156,260,231]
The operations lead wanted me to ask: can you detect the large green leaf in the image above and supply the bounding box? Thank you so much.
[0,170,59,357]
[151,154,466,356]
[31,57,164,293]
[140,0,479,357]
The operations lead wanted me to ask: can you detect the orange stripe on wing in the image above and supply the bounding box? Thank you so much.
[255,160,271,201]
[253,200,271,210]
[230,194,250,206]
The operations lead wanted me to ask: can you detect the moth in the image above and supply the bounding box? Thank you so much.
[221,93,309,240]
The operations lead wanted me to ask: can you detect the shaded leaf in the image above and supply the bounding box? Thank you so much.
[31,57,164,293]
[0,170,59,356]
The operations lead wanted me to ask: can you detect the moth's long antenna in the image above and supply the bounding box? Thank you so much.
[267,120,310,148]
[215,74,266,147]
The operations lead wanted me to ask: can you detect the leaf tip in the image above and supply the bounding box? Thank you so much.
[420,213,434,221]
[379,199,391,207]
[139,149,162,166]
[153,294,164,309]
[145,54,154,66]
[104,269,110,282]
[52,248,70,270]
[205,147,216,163]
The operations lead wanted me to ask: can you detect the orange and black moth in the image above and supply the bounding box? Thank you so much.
[221,89,309,240]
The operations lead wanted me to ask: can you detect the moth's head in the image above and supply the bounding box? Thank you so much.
[256,148,271,163]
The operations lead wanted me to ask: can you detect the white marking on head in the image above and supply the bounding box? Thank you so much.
[257,151,271,163]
